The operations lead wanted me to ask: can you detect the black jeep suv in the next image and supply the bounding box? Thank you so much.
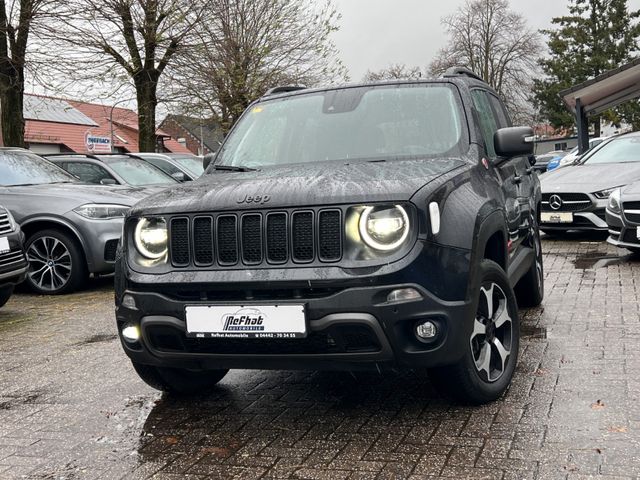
[115,69,543,404]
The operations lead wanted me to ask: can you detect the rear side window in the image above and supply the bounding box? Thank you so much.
[64,162,115,184]
[146,157,181,176]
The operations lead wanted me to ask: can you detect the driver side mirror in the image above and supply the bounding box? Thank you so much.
[494,127,535,159]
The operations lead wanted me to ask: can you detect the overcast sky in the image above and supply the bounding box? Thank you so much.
[331,0,640,81]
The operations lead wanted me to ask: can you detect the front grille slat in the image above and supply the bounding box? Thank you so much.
[193,217,214,265]
[170,218,190,266]
[241,214,263,264]
[168,208,345,268]
[318,210,342,261]
[266,213,288,263]
[217,215,238,265]
[0,212,13,235]
[292,211,314,262]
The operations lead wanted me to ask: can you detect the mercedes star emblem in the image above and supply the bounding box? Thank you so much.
[549,194,563,210]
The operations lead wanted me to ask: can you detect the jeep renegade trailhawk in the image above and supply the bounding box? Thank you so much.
[115,69,543,404]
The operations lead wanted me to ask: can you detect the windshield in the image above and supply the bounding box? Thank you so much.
[171,155,204,176]
[581,136,640,165]
[0,151,78,186]
[99,157,177,185]
[214,84,465,169]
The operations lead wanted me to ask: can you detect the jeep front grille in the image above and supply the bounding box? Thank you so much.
[168,209,343,268]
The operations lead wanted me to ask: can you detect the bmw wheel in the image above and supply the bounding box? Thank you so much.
[429,259,520,404]
[25,229,87,295]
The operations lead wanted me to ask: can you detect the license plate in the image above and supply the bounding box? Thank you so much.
[0,237,9,254]
[541,212,573,224]
[185,304,306,339]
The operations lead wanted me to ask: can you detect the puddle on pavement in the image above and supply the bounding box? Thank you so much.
[572,251,633,270]
[521,325,547,340]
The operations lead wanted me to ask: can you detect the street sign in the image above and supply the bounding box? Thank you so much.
[85,132,111,153]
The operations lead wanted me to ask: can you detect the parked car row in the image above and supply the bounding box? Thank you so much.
[538,131,640,254]
[0,148,203,301]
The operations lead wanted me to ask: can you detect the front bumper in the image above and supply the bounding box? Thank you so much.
[0,230,28,288]
[540,196,608,231]
[116,281,474,372]
[70,215,123,274]
[606,209,640,250]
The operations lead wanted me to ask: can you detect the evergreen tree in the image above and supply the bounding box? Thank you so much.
[533,0,640,135]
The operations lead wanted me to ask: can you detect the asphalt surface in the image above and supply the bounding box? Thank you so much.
[0,233,639,479]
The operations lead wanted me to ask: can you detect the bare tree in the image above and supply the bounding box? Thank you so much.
[47,0,205,151]
[0,0,56,147]
[429,0,541,123]
[363,64,423,82]
[168,0,347,133]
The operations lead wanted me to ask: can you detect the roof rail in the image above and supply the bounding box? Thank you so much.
[262,85,307,97]
[442,67,485,82]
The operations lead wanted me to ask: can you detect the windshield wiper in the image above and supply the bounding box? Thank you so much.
[212,164,258,172]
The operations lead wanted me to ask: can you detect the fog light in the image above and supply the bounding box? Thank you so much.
[122,294,137,310]
[415,321,437,339]
[122,324,140,342]
[387,288,422,303]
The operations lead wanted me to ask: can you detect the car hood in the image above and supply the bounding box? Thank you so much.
[130,158,466,215]
[541,163,640,194]
[1,183,153,222]
[4,183,150,204]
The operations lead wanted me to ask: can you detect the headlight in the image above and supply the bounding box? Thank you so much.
[607,188,622,214]
[74,204,130,219]
[358,205,409,251]
[134,217,168,259]
[594,187,623,199]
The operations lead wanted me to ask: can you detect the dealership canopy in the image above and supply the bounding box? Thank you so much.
[561,58,640,153]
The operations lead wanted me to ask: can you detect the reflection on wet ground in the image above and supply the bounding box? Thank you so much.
[572,251,635,270]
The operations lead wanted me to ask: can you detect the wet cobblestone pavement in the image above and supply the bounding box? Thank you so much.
[1,234,639,479]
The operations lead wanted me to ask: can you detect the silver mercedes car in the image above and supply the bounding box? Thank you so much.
[0,148,154,294]
[540,132,640,234]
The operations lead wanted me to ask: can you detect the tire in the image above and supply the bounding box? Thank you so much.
[429,259,520,404]
[514,216,544,308]
[132,361,229,395]
[24,229,87,295]
[0,286,13,308]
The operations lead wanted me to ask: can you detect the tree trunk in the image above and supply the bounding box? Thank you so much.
[0,66,25,148]
[135,75,158,152]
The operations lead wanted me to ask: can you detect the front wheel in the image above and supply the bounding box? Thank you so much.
[429,260,520,404]
[0,286,13,308]
[24,229,87,295]
[132,361,229,395]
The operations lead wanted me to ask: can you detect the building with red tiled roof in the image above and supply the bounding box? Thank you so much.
[19,94,190,155]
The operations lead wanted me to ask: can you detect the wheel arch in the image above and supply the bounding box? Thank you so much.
[20,217,89,266]
[466,210,509,302]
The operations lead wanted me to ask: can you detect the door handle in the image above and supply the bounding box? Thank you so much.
[525,167,534,175]
[513,175,522,184]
